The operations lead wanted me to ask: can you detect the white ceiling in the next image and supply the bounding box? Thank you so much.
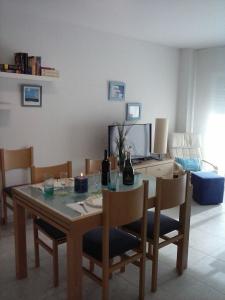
[5,0,225,49]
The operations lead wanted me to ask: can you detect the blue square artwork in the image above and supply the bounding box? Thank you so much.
[108,81,125,101]
[21,85,42,107]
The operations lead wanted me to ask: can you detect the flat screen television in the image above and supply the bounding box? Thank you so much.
[108,123,152,161]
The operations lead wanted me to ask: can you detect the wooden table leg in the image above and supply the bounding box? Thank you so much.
[14,198,27,279]
[67,228,83,300]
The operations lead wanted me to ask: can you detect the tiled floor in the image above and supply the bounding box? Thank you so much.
[1,197,225,300]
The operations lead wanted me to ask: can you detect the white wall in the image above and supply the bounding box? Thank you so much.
[0,0,179,176]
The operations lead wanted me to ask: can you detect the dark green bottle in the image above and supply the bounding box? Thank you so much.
[101,149,111,186]
[123,152,134,185]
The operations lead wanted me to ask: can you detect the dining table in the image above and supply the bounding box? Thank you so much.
[13,172,191,300]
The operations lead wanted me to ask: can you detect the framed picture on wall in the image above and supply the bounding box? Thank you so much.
[21,85,42,107]
[126,102,142,121]
[108,81,125,101]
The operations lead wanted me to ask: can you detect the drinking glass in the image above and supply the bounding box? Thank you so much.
[43,177,54,196]
[60,171,68,190]
[108,171,119,191]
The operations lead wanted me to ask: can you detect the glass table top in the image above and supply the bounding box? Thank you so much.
[15,172,156,221]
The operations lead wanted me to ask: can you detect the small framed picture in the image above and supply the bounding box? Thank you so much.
[108,81,125,101]
[126,102,141,121]
[21,85,42,107]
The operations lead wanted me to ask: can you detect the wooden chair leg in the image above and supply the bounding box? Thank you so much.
[120,255,125,273]
[139,254,146,300]
[0,194,3,225]
[33,219,40,268]
[151,245,159,292]
[109,259,113,279]
[89,260,95,273]
[147,242,153,258]
[176,239,184,275]
[2,192,7,225]
[53,240,59,287]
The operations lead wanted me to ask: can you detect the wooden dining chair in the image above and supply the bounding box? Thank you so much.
[82,180,148,300]
[31,161,72,287]
[123,173,188,292]
[85,156,117,175]
[0,146,33,224]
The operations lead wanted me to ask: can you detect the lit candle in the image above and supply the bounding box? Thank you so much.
[74,172,88,193]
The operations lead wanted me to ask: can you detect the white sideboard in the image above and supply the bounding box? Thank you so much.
[133,159,174,178]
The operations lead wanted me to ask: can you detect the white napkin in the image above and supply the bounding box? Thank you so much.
[85,194,102,208]
[66,202,100,215]
[32,179,74,192]
[31,183,45,192]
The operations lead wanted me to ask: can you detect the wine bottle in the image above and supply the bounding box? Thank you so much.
[101,149,111,186]
[123,151,134,185]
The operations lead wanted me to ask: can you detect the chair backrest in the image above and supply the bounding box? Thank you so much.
[31,161,72,184]
[156,173,187,210]
[102,181,148,228]
[168,132,202,159]
[0,147,33,187]
[85,156,117,175]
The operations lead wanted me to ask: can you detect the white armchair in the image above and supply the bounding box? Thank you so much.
[168,132,218,173]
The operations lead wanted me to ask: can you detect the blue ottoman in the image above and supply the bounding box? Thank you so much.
[191,171,224,205]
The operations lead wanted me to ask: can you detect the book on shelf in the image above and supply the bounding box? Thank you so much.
[28,56,35,75]
[41,66,55,70]
[41,68,59,77]
[28,56,41,75]
[15,52,28,74]
[36,56,41,75]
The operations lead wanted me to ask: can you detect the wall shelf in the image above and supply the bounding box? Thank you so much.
[0,71,58,82]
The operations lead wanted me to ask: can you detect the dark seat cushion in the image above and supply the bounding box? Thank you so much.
[83,227,140,261]
[3,184,26,198]
[123,211,180,239]
[35,218,66,240]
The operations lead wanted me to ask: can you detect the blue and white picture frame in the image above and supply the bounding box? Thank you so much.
[108,81,125,101]
[21,85,42,107]
[126,102,142,121]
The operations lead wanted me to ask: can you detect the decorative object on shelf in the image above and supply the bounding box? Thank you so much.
[75,173,88,193]
[153,118,169,160]
[113,122,132,172]
[0,64,20,73]
[126,102,141,121]
[108,81,125,101]
[21,84,42,107]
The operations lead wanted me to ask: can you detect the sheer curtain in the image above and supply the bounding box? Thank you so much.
[202,72,225,175]
[204,113,225,175]
[193,48,225,175]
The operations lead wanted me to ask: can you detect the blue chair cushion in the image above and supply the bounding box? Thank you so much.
[191,171,224,205]
[175,157,202,172]
[123,211,180,239]
[83,227,140,261]
[35,218,66,240]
